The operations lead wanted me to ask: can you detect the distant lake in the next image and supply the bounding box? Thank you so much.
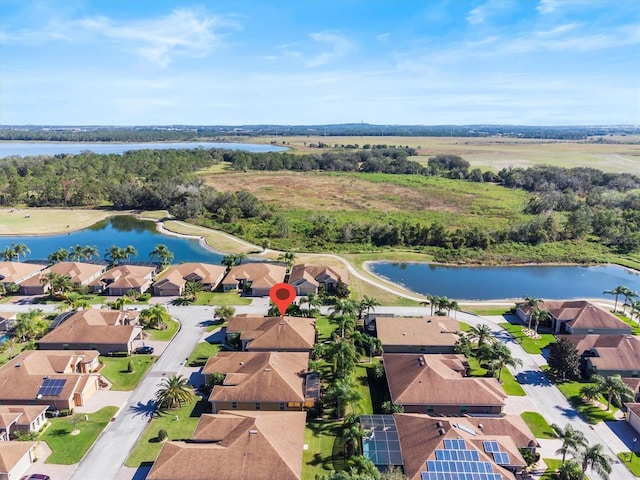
[0,216,224,264]
[368,262,640,300]
[0,141,287,158]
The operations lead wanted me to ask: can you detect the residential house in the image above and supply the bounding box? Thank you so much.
[626,403,640,435]
[374,316,460,354]
[0,313,17,334]
[19,261,108,296]
[89,264,156,296]
[38,309,143,355]
[559,334,640,377]
[0,350,100,410]
[516,300,631,335]
[288,264,348,295]
[362,413,526,480]
[203,351,312,413]
[221,263,286,296]
[0,406,47,441]
[0,262,47,294]
[383,354,506,415]
[153,262,227,296]
[147,410,306,480]
[623,378,640,402]
[0,441,37,480]
[226,315,316,352]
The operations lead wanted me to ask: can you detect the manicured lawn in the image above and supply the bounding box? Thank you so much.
[193,292,252,306]
[99,355,155,390]
[316,316,337,342]
[615,313,640,335]
[618,451,640,476]
[540,458,562,480]
[303,420,343,480]
[125,398,209,467]
[500,368,526,396]
[499,322,556,354]
[41,406,118,464]
[351,364,374,415]
[468,306,515,316]
[144,318,179,341]
[187,342,222,366]
[466,356,488,377]
[0,341,31,367]
[521,411,556,439]
[554,380,617,424]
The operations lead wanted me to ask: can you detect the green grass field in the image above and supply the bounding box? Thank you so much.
[144,318,179,341]
[499,322,556,354]
[99,355,155,390]
[618,452,640,477]
[42,407,118,464]
[303,420,343,480]
[193,291,252,306]
[521,411,556,439]
[125,397,209,467]
[187,342,222,366]
[554,380,618,424]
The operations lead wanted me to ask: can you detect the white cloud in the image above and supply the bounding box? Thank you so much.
[305,32,353,67]
[466,0,514,25]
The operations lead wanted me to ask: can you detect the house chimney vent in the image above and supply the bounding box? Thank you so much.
[436,421,443,428]
[438,428,446,436]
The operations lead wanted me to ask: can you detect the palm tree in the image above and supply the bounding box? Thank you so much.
[105,245,126,266]
[11,243,30,262]
[214,305,235,323]
[12,309,47,342]
[47,248,69,264]
[551,423,588,464]
[603,285,628,312]
[629,299,640,326]
[155,374,193,410]
[325,378,361,418]
[220,253,246,270]
[421,293,436,315]
[523,295,540,329]
[113,296,132,311]
[300,293,321,318]
[330,298,358,338]
[468,323,494,348]
[340,414,367,457]
[68,244,86,261]
[141,304,171,329]
[356,296,380,321]
[1,246,17,261]
[581,374,635,410]
[447,299,460,318]
[276,251,297,272]
[327,338,359,380]
[531,307,552,334]
[578,443,612,480]
[43,272,73,298]
[621,288,638,315]
[557,460,582,480]
[123,245,138,264]
[61,292,90,311]
[478,341,523,382]
[183,281,202,302]
[82,245,99,260]
[149,244,174,268]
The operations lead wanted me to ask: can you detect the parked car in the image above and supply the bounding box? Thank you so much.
[25,474,51,480]
[135,345,154,354]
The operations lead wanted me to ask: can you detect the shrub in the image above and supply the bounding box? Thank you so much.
[158,429,168,441]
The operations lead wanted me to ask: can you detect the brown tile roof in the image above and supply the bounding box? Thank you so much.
[623,378,640,395]
[560,334,640,372]
[20,262,107,287]
[520,300,630,331]
[147,411,305,480]
[627,403,640,418]
[90,265,155,288]
[0,441,36,473]
[384,354,506,408]
[155,263,226,288]
[376,316,460,347]
[0,350,98,403]
[38,309,142,346]
[393,414,518,480]
[204,352,308,404]
[289,264,349,286]
[0,262,46,284]
[222,263,286,289]
[0,406,47,429]
[226,315,316,351]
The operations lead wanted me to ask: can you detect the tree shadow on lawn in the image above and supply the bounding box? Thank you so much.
[129,400,158,419]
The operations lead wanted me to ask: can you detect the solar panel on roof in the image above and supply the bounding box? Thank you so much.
[37,378,66,397]
[493,452,510,465]
[482,440,500,453]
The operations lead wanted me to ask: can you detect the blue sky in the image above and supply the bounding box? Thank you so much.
[1,0,638,126]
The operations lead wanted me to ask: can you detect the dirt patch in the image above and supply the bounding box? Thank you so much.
[204,172,465,213]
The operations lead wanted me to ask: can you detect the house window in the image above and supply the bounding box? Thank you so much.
[427,405,434,413]
[90,344,97,350]
[255,403,261,410]
[231,402,237,409]
[279,402,285,411]
[63,344,69,350]
[460,405,468,413]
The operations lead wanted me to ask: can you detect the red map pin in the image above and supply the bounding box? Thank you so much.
[270,283,296,316]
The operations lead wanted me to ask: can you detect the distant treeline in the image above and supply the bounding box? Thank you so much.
[2,123,639,141]
[0,147,639,255]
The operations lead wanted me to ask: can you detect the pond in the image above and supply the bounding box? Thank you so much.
[0,141,287,158]
[368,262,640,300]
[0,216,224,265]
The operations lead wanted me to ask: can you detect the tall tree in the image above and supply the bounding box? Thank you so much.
[621,288,638,315]
[155,374,193,410]
[477,341,523,382]
[141,304,171,329]
[11,243,30,262]
[557,460,582,480]
[61,292,90,311]
[327,338,359,380]
[214,305,236,323]
[603,285,627,312]
[581,375,635,410]
[325,378,361,418]
[547,337,581,381]
[47,248,69,264]
[12,309,48,342]
[82,245,99,260]
[68,244,86,261]
[551,423,588,464]
[105,245,126,266]
[523,295,540,329]
[276,251,297,272]
[578,443,612,480]
[123,245,138,263]
[468,323,494,348]
[149,244,174,268]
[330,299,357,338]
[356,296,380,321]
[531,307,552,334]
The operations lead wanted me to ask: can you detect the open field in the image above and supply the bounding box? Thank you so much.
[0,208,118,235]
[253,135,640,174]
